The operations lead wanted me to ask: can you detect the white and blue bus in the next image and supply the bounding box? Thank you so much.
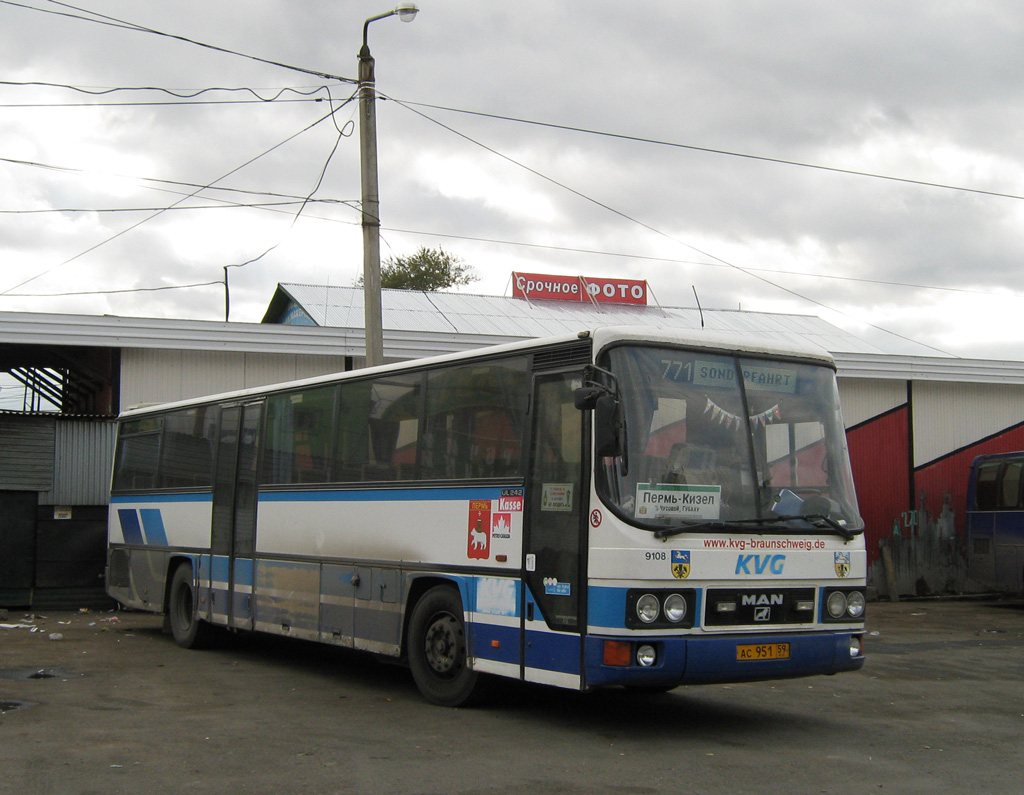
[967,452,1024,594]
[107,326,866,706]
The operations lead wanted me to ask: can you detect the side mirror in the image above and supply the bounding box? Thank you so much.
[573,386,602,410]
[594,394,624,458]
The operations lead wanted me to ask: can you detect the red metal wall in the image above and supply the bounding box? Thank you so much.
[846,406,910,566]
[847,402,1024,571]
[914,422,1024,538]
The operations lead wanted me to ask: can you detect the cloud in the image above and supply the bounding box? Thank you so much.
[1,1,1023,360]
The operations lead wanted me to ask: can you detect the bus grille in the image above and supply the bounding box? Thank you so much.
[704,587,816,627]
[532,340,592,371]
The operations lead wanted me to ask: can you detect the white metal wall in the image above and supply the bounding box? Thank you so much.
[119,348,349,409]
[911,380,1024,466]
[837,378,906,428]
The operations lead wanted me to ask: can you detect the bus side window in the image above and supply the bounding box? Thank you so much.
[158,407,216,489]
[1000,461,1023,509]
[421,359,528,481]
[335,373,420,482]
[114,431,161,491]
[262,386,336,485]
[975,462,1001,511]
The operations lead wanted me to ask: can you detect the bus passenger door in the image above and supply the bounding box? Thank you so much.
[522,371,587,688]
[210,401,263,631]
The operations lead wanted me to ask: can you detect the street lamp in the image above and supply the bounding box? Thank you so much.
[359,3,419,368]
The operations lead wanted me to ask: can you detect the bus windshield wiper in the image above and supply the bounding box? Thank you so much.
[654,514,862,541]
[654,518,771,539]
[768,513,861,541]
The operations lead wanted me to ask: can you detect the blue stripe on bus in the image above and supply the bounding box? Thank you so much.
[110,492,212,504]
[210,555,230,583]
[117,508,144,545]
[233,558,254,587]
[525,627,581,675]
[259,486,510,503]
[588,585,629,628]
[468,620,521,665]
[139,509,168,546]
[588,584,703,629]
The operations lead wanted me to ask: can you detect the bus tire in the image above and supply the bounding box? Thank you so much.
[168,562,214,650]
[407,585,485,707]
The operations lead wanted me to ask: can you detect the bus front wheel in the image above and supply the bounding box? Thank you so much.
[168,562,214,649]
[408,586,485,707]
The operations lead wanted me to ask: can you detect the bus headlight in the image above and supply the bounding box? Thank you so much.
[846,591,866,619]
[636,644,657,667]
[823,588,867,622]
[625,588,696,629]
[636,594,660,624]
[826,591,848,619]
[663,593,687,623]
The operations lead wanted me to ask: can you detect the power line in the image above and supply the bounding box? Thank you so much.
[0,131,1007,309]
[0,97,324,109]
[0,80,335,109]
[0,200,351,214]
[0,155,355,203]
[0,6,1000,346]
[380,225,1017,299]
[1,0,355,83]
[391,96,956,357]
[4,89,355,306]
[1,94,356,296]
[0,80,333,102]
[7,280,223,297]
[1,152,1009,304]
[393,99,1024,204]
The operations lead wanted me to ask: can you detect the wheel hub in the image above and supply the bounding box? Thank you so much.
[424,615,460,675]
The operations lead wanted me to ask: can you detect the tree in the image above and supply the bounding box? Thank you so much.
[358,246,478,291]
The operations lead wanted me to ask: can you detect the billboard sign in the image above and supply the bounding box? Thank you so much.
[511,272,647,305]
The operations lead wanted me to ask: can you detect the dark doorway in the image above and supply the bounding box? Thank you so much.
[0,492,39,606]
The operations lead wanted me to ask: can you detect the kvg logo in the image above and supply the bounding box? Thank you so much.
[735,554,786,575]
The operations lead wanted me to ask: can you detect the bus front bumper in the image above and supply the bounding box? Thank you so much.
[584,630,865,689]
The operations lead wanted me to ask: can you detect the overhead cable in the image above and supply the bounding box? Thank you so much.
[1,0,356,83]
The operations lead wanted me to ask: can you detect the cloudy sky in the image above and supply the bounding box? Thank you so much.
[2,1,1024,360]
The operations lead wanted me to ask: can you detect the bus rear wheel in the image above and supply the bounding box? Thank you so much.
[168,562,214,649]
[408,585,485,707]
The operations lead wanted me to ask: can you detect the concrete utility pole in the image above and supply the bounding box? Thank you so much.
[358,4,419,368]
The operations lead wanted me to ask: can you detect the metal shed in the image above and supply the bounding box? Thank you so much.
[0,414,116,608]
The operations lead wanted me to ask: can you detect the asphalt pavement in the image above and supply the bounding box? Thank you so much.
[2,598,1022,795]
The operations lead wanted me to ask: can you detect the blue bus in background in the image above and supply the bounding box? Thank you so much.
[967,452,1024,594]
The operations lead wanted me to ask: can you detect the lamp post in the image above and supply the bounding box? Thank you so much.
[359,3,419,368]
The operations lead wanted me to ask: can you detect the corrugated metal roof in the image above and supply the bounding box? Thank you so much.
[276,283,885,355]
[0,310,364,355]
[834,352,1024,384]
[0,410,114,419]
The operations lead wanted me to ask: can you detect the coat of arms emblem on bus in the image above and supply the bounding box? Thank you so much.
[467,500,491,560]
[671,550,691,579]
[834,551,851,578]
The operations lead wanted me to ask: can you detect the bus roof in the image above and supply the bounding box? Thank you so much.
[119,325,836,418]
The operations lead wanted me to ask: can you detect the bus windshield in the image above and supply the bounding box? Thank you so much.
[595,344,863,535]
